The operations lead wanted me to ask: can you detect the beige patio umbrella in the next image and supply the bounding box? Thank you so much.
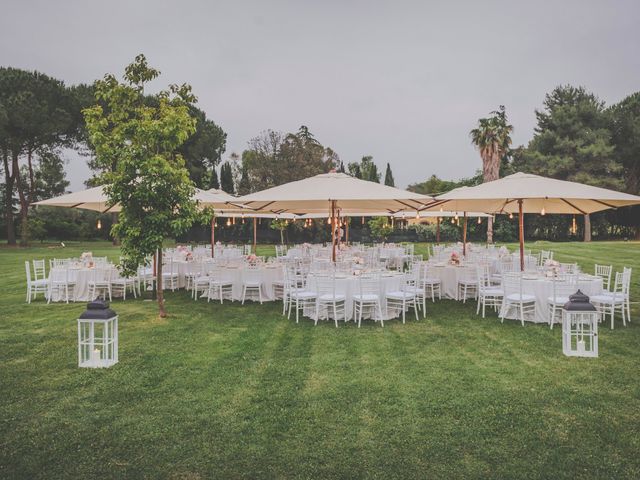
[231,172,434,260]
[33,185,118,213]
[429,172,640,270]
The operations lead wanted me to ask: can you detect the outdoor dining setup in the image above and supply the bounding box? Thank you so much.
[26,170,640,331]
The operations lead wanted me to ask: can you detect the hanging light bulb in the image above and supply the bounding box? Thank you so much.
[541,207,546,216]
[439,207,443,212]
[477,217,482,224]
[451,218,455,224]
[96,219,102,230]
[362,216,365,225]
[454,213,459,221]
[226,218,231,226]
[509,212,514,219]
[571,215,577,234]
[327,217,331,225]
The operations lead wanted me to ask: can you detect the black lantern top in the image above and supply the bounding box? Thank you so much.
[79,299,117,319]
[563,290,597,312]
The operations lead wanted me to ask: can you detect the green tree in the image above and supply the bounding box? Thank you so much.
[209,166,220,190]
[347,162,361,178]
[384,162,395,187]
[236,162,251,195]
[0,67,80,244]
[470,105,513,243]
[219,161,235,194]
[608,91,640,238]
[368,216,393,241]
[360,156,380,182]
[514,86,621,241]
[83,54,199,317]
[407,173,481,195]
[241,126,336,191]
[270,218,288,244]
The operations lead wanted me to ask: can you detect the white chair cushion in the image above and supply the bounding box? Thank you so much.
[386,291,415,300]
[293,291,316,299]
[319,293,346,301]
[547,296,569,305]
[353,294,379,301]
[481,288,504,296]
[421,277,441,285]
[32,279,49,286]
[506,293,535,302]
[590,294,625,304]
[243,281,262,287]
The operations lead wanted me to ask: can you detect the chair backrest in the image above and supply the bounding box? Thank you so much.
[243,266,262,283]
[551,277,576,302]
[357,275,380,297]
[622,267,632,295]
[92,267,112,283]
[594,264,613,290]
[32,259,46,281]
[502,272,523,297]
[459,265,477,283]
[476,265,491,290]
[25,261,32,285]
[315,274,337,297]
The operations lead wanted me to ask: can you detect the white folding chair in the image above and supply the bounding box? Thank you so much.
[241,266,263,304]
[548,276,576,329]
[501,272,535,326]
[476,265,503,318]
[315,274,346,327]
[594,264,613,292]
[25,261,48,303]
[385,276,419,325]
[353,274,383,327]
[88,267,112,301]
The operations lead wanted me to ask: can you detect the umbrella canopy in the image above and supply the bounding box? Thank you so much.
[429,172,640,214]
[33,185,117,213]
[34,186,242,213]
[230,172,433,214]
[429,172,640,270]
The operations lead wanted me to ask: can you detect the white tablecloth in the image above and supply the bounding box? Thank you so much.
[48,266,119,302]
[430,264,477,300]
[205,265,284,302]
[500,275,603,324]
[305,273,407,321]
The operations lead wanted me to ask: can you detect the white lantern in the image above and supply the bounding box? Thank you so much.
[78,300,118,368]
[562,290,598,358]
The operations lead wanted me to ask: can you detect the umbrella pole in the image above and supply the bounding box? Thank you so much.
[210,216,215,258]
[462,212,467,256]
[436,216,440,244]
[253,217,257,253]
[518,199,524,271]
[331,200,336,262]
[346,217,349,245]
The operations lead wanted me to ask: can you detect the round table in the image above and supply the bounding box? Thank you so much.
[500,274,603,324]
[305,272,407,321]
[205,265,284,302]
[48,265,118,302]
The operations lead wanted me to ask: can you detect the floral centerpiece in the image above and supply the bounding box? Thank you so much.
[246,253,258,264]
[544,259,560,277]
[449,252,461,266]
[353,256,364,265]
[80,251,93,267]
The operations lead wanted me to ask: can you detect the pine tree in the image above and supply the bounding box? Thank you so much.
[384,163,395,187]
[209,167,220,190]
[219,162,235,194]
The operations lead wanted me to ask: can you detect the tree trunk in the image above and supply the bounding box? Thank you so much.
[111,212,120,245]
[486,216,494,244]
[12,151,29,246]
[584,214,591,242]
[482,149,499,244]
[2,148,16,245]
[156,249,166,317]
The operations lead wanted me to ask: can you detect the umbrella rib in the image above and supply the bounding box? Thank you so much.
[591,199,618,210]
[560,198,587,215]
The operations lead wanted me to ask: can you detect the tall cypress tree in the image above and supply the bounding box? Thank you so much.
[209,167,220,190]
[384,163,395,187]
[219,162,235,194]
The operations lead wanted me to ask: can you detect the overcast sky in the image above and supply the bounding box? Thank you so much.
[1,0,639,191]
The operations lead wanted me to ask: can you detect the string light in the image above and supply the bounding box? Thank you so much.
[226,218,231,226]
[541,207,546,216]
[96,219,102,230]
[451,218,455,224]
[477,217,481,224]
[439,207,443,212]
[362,216,365,225]
[415,211,421,220]
[509,212,514,219]
[327,217,331,225]
[454,213,459,221]
[571,215,577,234]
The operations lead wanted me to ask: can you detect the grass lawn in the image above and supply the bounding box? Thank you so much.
[1,241,639,479]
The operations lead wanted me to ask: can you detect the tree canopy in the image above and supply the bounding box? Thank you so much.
[83,54,200,316]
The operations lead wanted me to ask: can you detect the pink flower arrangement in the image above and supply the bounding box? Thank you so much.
[449,252,460,265]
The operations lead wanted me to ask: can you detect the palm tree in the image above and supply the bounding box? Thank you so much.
[470,105,513,243]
